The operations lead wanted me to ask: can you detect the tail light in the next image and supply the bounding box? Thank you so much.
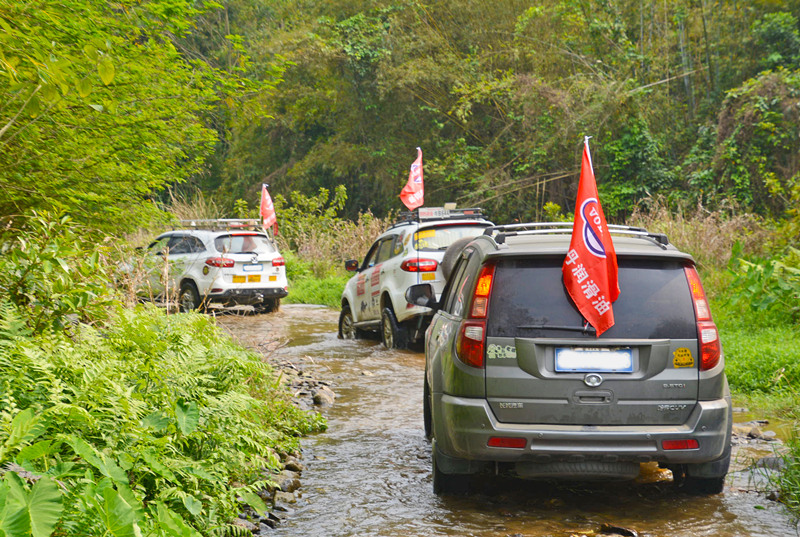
[488,437,527,449]
[684,266,721,370]
[662,439,699,450]
[455,263,495,369]
[272,257,285,267]
[205,257,234,268]
[400,258,438,272]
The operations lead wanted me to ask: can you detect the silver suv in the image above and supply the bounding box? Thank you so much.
[406,222,732,495]
[339,207,492,348]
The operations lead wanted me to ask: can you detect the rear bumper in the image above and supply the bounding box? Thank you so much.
[208,287,288,306]
[433,393,731,468]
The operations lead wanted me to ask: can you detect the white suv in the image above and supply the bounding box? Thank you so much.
[138,219,288,313]
[338,208,493,348]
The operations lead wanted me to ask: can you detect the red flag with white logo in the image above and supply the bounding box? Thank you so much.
[400,147,424,210]
[260,184,278,234]
[562,138,619,336]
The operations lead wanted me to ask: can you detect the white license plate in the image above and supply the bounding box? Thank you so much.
[242,264,263,272]
[555,348,633,373]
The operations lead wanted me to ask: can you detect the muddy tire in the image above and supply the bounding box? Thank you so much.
[178,281,202,312]
[254,298,280,314]
[338,305,361,339]
[423,375,432,441]
[381,307,408,349]
[680,476,726,494]
[432,447,469,495]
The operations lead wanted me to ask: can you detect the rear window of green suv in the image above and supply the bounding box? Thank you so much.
[486,257,696,339]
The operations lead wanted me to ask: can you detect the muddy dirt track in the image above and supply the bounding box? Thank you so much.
[218,305,796,537]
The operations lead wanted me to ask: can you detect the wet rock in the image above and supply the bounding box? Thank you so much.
[754,456,785,470]
[275,470,301,493]
[599,523,639,537]
[230,518,258,532]
[283,456,304,473]
[274,491,296,505]
[312,385,336,407]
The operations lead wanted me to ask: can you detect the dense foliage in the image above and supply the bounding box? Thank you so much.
[0,219,324,536]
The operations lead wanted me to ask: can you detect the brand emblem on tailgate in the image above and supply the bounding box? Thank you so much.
[499,402,523,409]
[584,373,603,387]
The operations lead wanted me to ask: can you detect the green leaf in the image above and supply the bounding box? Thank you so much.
[77,78,93,98]
[66,437,128,484]
[239,490,266,515]
[1,473,31,537]
[28,478,62,537]
[99,487,137,537]
[141,412,170,432]
[181,495,202,516]
[16,440,55,463]
[141,450,177,483]
[175,399,199,435]
[156,503,202,537]
[98,58,115,85]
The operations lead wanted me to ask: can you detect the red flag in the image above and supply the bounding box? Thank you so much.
[400,147,424,210]
[562,138,619,336]
[260,184,278,234]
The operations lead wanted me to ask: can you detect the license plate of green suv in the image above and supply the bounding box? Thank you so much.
[555,347,633,373]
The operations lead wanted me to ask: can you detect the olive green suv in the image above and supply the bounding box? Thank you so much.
[406,222,732,495]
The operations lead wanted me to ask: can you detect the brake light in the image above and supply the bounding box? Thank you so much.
[205,257,234,268]
[400,258,438,272]
[456,321,485,368]
[662,439,699,450]
[684,266,720,370]
[470,264,495,318]
[272,257,285,267]
[488,437,527,449]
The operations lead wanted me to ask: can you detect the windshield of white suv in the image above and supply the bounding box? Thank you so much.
[214,234,277,255]
[486,257,696,339]
[413,224,490,251]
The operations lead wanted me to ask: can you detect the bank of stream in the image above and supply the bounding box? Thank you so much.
[219,305,796,537]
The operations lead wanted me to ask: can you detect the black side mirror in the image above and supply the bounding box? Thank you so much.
[344,259,359,272]
[405,283,438,310]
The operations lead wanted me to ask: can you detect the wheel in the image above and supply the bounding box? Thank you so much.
[440,236,474,281]
[432,447,469,495]
[254,298,280,314]
[178,282,202,312]
[381,307,408,349]
[681,476,726,494]
[338,305,360,339]
[423,375,432,441]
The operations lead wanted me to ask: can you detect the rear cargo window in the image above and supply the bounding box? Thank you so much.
[487,257,696,339]
[413,225,490,251]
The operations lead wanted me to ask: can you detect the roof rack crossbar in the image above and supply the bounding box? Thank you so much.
[483,222,669,246]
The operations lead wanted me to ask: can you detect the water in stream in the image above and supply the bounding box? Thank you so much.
[218,305,796,537]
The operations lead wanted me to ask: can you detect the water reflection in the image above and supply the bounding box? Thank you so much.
[218,306,794,537]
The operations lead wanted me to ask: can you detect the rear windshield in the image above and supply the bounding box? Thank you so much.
[413,224,490,251]
[214,234,277,255]
[487,257,696,339]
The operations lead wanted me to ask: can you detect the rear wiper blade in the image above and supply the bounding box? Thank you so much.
[517,324,596,334]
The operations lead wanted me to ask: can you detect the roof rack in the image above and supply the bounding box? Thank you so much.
[483,222,670,247]
[178,219,264,231]
[392,207,487,228]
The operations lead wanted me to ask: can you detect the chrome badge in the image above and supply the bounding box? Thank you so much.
[584,373,603,387]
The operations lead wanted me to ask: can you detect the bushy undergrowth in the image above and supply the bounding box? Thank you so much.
[0,216,325,536]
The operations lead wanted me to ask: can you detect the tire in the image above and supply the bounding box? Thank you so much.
[338,305,360,339]
[178,282,202,312]
[681,475,726,494]
[440,236,474,281]
[432,447,470,495]
[423,375,432,441]
[381,307,408,349]
[254,298,280,314]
